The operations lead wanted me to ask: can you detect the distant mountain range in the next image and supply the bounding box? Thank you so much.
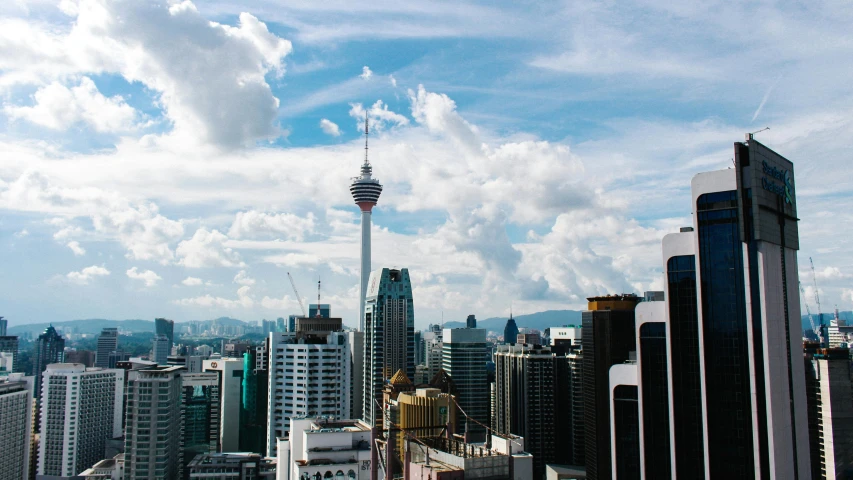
[443,310,583,334]
[6,317,245,336]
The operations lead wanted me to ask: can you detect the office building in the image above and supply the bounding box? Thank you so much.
[0,351,13,375]
[37,364,124,480]
[685,137,809,478]
[564,351,585,466]
[124,365,183,480]
[424,329,443,379]
[550,326,582,348]
[363,267,414,427]
[0,316,6,336]
[635,300,670,479]
[155,318,175,345]
[278,418,373,480]
[1,334,19,373]
[503,315,519,344]
[107,351,130,369]
[582,294,641,480]
[308,303,331,318]
[804,346,853,479]
[65,349,96,366]
[466,315,477,329]
[224,341,252,359]
[152,335,170,365]
[609,364,639,480]
[517,331,541,345]
[442,328,488,441]
[78,454,124,479]
[203,358,243,452]
[348,330,364,420]
[181,372,221,473]
[33,325,65,401]
[186,453,275,479]
[266,326,352,456]
[240,344,268,455]
[0,373,34,480]
[350,119,383,332]
[96,328,119,368]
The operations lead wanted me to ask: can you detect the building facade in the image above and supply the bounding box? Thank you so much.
[241,344,268,455]
[1,334,20,373]
[804,347,853,479]
[37,364,124,480]
[96,328,119,369]
[363,267,415,427]
[203,358,243,453]
[181,372,221,472]
[442,328,488,442]
[0,373,34,480]
[33,326,65,401]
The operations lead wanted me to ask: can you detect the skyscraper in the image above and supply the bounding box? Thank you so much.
[33,325,65,401]
[363,267,414,427]
[581,294,641,480]
[635,299,670,479]
[181,372,221,474]
[125,365,183,480]
[96,327,119,368]
[503,315,519,344]
[442,327,488,442]
[0,316,6,336]
[203,358,243,453]
[0,373,34,480]
[155,318,175,345]
[804,346,853,479]
[466,315,477,329]
[37,364,124,480]
[350,118,383,332]
[240,344,268,455]
[0,334,19,373]
[152,335,170,365]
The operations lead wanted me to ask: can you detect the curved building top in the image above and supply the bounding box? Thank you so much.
[350,161,383,211]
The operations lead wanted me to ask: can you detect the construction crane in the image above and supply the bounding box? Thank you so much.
[287,272,307,317]
[799,281,820,339]
[810,257,825,344]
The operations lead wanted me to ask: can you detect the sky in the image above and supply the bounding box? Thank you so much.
[1,0,852,329]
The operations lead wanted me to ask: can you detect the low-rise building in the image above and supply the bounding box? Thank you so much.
[187,453,275,479]
[277,418,373,480]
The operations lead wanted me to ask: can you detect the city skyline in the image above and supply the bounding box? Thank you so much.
[1,0,852,330]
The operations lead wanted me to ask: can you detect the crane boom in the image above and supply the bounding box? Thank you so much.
[799,281,819,337]
[810,257,824,329]
[287,272,307,317]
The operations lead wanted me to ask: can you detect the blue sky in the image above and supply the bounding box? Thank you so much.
[1,0,852,328]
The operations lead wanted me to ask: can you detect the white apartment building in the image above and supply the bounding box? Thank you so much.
[37,364,124,480]
[266,331,351,457]
[0,373,34,480]
[203,357,244,452]
[277,418,373,480]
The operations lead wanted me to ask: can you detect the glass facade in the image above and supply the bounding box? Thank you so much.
[697,191,753,479]
[639,322,671,479]
[666,254,705,479]
[613,385,640,480]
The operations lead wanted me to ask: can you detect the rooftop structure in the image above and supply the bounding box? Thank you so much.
[278,417,373,480]
[186,453,275,479]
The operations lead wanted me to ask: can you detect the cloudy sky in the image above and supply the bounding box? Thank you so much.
[1,0,852,329]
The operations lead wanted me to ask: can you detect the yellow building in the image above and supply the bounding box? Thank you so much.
[586,294,641,311]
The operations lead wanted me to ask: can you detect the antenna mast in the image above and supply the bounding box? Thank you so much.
[364,114,369,165]
[316,277,322,318]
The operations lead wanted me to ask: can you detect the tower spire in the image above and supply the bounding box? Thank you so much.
[364,114,370,166]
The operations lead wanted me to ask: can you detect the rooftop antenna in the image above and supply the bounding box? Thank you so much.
[316,276,322,318]
[746,126,770,141]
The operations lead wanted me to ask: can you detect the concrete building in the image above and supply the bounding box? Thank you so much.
[277,418,373,480]
[0,316,6,336]
[186,453,275,479]
[347,331,364,421]
[581,294,641,480]
[424,330,444,380]
[1,351,14,375]
[804,346,853,479]
[363,267,415,428]
[124,365,183,480]
[155,318,175,347]
[96,328,119,368]
[442,328,488,442]
[405,434,533,480]
[550,326,582,348]
[203,357,244,452]
[78,454,124,479]
[0,373,34,480]
[181,372,221,474]
[0,334,18,373]
[65,349,96,367]
[267,327,352,456]
[33,325,65,401]
[37,364,124,480]
[152,335,170,365]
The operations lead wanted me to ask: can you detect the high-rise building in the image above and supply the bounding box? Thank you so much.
[804,346,853,479]
[397,387,456,454]
[307,304,331,318]
[609,364,639,480]
[363,267,414,427]
[348,331,364,420]
[503,315,519,344]
[0,334,19,373]
[266,327,352,456]
[0,316,7,336]
[424,329,443,380]
[33,325,65,401]
[0,373,34,480]
[203,358,243,453]
[442,328,488,442]
[563,351,585,466]
[685,137,809,478]
[37,364,124,480]
[152,335,170,365]
[582,294,641,480]
[240,344,268,455]
[350,119,383,332]
[466,315,477,329]
[155,318,175,345]
[124,365,183,480]
[65,349,96,366]
[181,372,221,474]
[635,300,669,479]
[96,328,119,368]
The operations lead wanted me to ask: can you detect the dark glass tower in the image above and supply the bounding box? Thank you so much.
[33,325,64,401]
[638,320,671,478]
[503,315,519,344]
[240,345,269,455]
[613,384,640,480]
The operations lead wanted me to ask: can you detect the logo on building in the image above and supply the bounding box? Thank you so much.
[210,362,218,368]
[761,161,795,206]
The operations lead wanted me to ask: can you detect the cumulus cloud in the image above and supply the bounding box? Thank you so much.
[261,293,297,310]
[126,266,162,287]
[0,0,293,147]
[229,211,315,240]
[67,240,86,256]
[175,285,254,309]
[233,270,256,286]
[389,75,397,87]
[66,265,110,284]
[182,276,203,286]
[360,66,373,79]
[319,118,341,136]
[4,77,138,132]
[177,228,244,268]
[349,100,409,131]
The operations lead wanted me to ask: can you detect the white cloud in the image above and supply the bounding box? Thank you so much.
[261,293,296,310]
[815,266,852,280]
[0,1,293,148]
[14,229,28,238]
[348,100,409,131]
[182,276,203,286]
[4,77,138,133]
[228,211,315,240]
[177,228,244,268]
[66,265,110,284]
[175,285,254,309]
[233,270,256,286]
[67,240,86,256]
[319,118,341,137]
[360,66,373,79]
[389,75,397,87]
[126,266,162,287]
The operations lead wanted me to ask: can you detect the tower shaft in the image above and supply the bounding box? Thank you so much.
[359,210,372,332]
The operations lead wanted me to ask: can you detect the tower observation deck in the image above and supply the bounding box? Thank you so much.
[351,117,383,332]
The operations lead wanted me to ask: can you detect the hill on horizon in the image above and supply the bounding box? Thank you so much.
[442,309,583,334]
